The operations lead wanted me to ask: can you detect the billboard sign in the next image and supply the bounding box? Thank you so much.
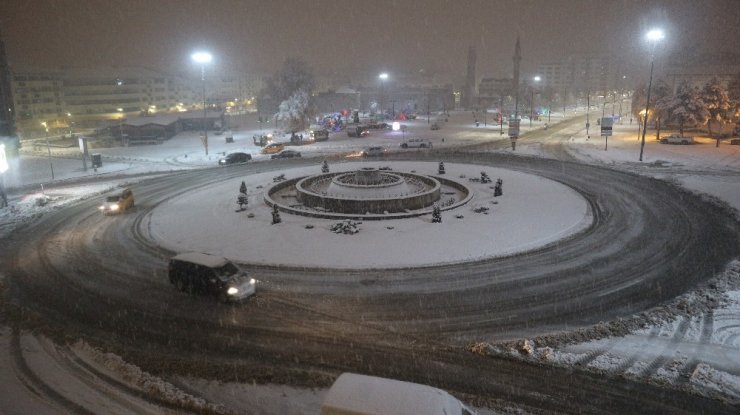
[508,119,520,138]
[600,117,614,136]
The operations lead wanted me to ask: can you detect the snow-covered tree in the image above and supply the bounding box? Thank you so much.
[271,204,281,224]
[661,81,709,137]
[261,58,315,109]
[727,73,740,120]
[701,77,731,146]
[631,83,648,124]
[651,80,672,141]
[494,178,503,197]
[236,181,248,211]
[438,161,445,175]
[321,160,329,173]
[431,203,441,223]
[274,90,311,133]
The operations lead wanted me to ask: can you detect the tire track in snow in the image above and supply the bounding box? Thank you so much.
[677,311,714,385]
[639,317,691,378]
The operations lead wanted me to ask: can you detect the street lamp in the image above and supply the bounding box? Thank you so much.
[192,51,213,155]
[531,76,540,127]
[41,121,54,180]
[639,29,665,162]
[66,112,74,138]
[379,72,388,119]
[117,108,125,145]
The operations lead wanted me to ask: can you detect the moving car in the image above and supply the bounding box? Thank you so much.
[99,188,134,214]
[347,125,370,137]
[430,122,441,130]
[168,252,256,302]
[400,138,433,149]
[362,146,386,157]
[660,135,694,145]
[271,149,302,159]
[320,373,477,415]
[261,142,285,154]
[218,152,252,165]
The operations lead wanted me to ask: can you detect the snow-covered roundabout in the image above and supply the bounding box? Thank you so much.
[149,161,592,268]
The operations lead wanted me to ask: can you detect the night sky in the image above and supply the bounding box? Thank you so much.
[1,0,738,81]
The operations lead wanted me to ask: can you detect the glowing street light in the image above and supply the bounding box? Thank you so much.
[41,121,54,180]
[192,51,213,155]
[531,76,541,127]
[639,29,665,162]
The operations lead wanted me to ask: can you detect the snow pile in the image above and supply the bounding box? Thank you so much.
[73,340,229,414]
[690,363,740,404]
[470,261,740,404]
[330,219,361,234]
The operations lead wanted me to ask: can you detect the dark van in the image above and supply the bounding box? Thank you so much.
[168,252,256,302]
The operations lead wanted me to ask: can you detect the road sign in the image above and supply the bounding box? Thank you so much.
[600,117,613,136]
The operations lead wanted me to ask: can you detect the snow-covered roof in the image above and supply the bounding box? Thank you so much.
[171,252,229,268]
[123,114,181,127]
[334,86,358,94]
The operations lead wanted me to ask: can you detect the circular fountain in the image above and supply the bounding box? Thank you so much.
[265,167,472,219]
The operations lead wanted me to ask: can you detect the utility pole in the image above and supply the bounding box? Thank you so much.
[499,95,504,135]
[586,90,590,139]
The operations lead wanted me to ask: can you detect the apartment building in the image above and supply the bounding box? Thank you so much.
[10,66,260,135]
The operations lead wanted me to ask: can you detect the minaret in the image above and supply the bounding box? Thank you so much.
[512,36,521,119]
[462,46,477,110]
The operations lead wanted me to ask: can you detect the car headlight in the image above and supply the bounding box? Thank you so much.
[227,287,239,295]
[110,204,119,211]
[99,206,105,210]
[249,278,256,284]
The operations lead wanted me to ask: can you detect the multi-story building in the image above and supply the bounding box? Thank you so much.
[11,68,64,131]
[10,66,262,136]
[537,54,625,98]
[663,52,740,92]
[0,31,15,139]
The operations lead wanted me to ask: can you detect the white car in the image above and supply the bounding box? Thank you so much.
[400,138,433,149]
[660,135,694,145]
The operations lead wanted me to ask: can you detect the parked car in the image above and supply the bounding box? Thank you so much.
[730,139,740,145]
[660,135,694,145]
[311,129,330,141]
[347,125,370,137]
[218,152,252,165]
[362,146,386,157]
[271,149,302,159]
[261,142,285,154]
[168,252,256,302]
[99,188,135,214]
[400,138,433,149]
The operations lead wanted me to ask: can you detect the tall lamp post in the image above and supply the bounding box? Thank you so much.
[192,51,213,155]
[531,76,540,127]
[639,29,664,162]
[117,108,125,145]
[379,72,388,119]
[41,121,54,180]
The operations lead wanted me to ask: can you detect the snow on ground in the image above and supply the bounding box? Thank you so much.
[1,108,738,413]
[488,262,740,405]
[148,161,590,269]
